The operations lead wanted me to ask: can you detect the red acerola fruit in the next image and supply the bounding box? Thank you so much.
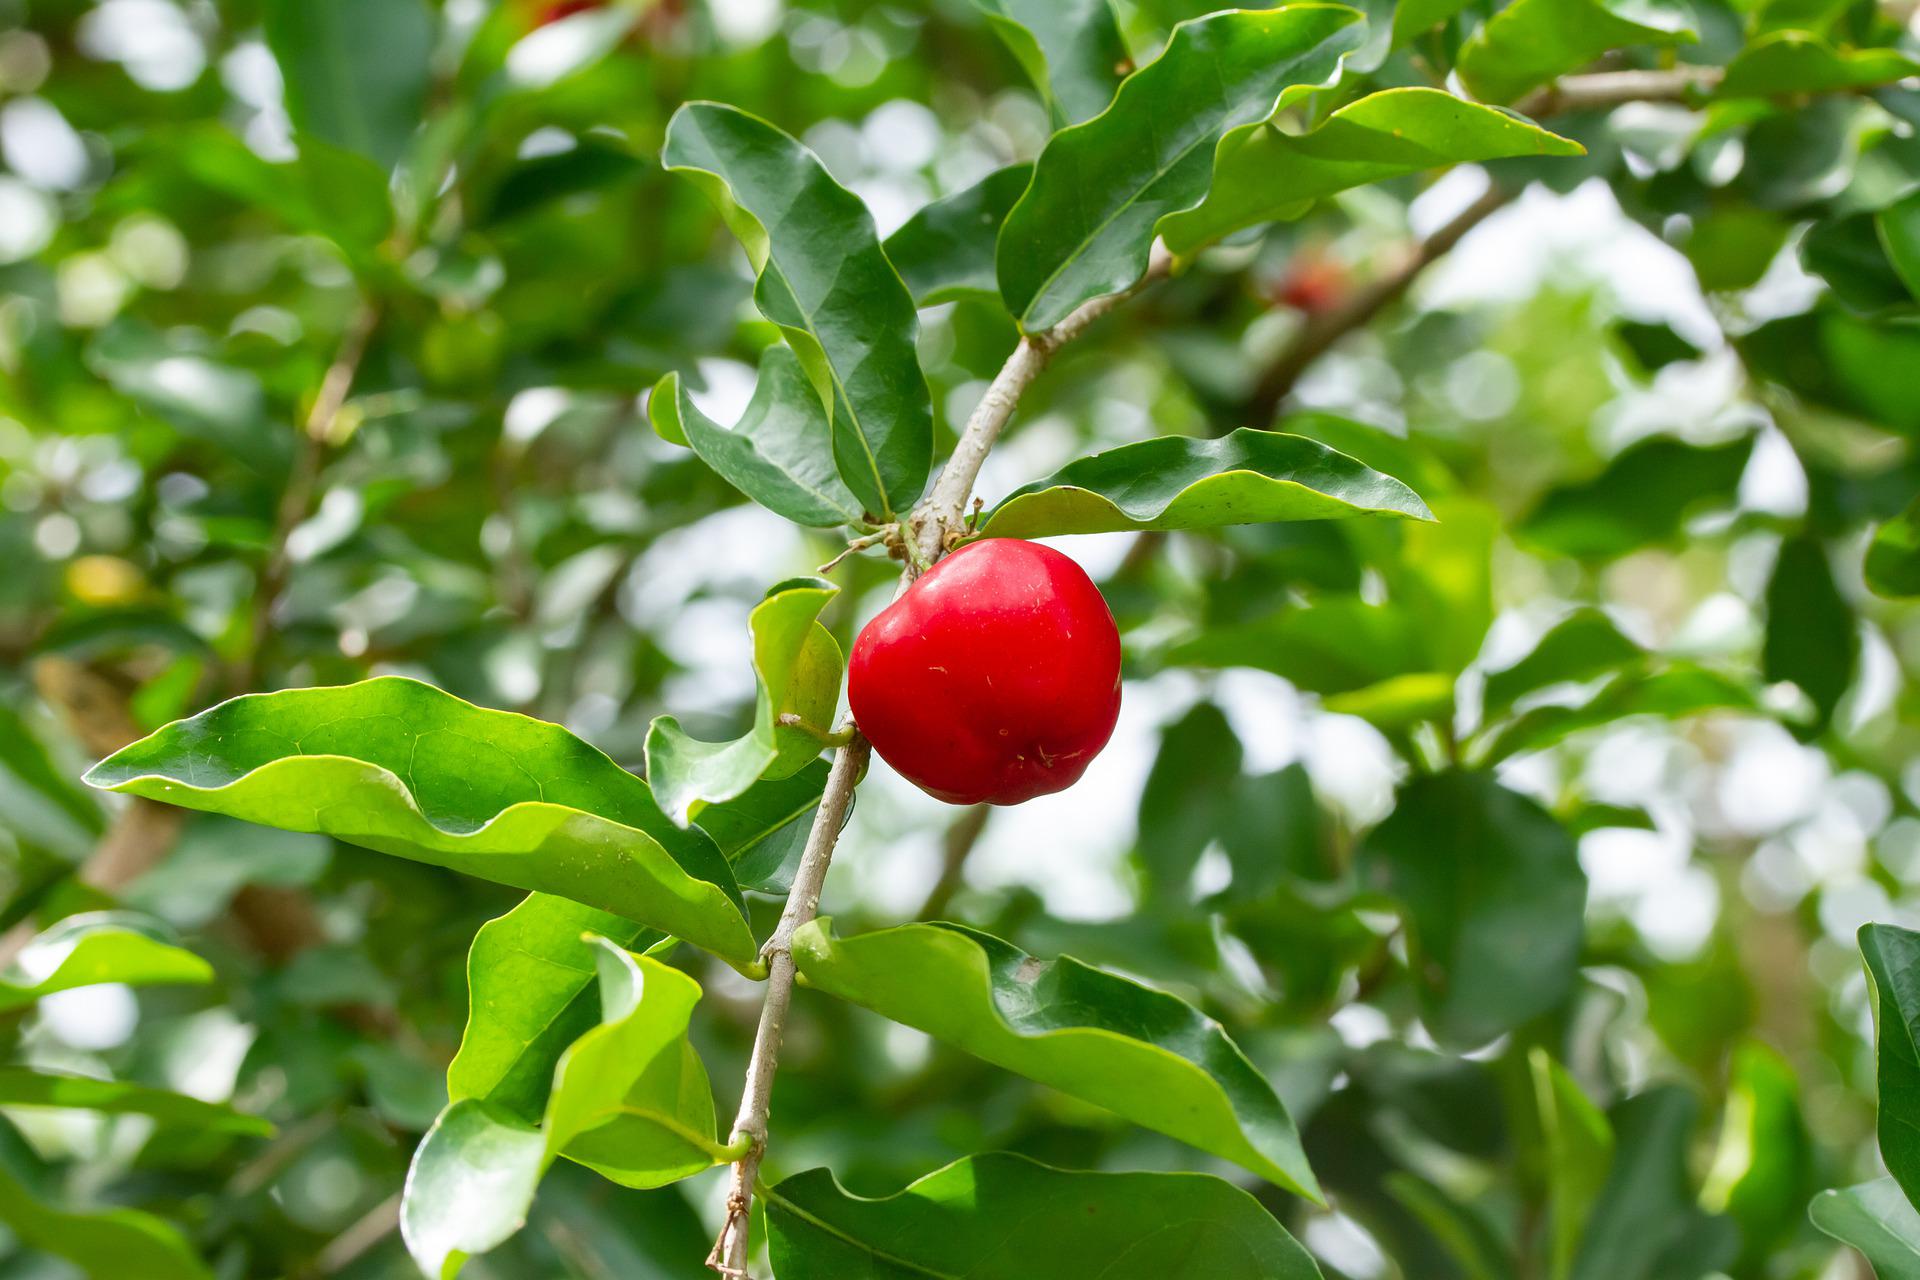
[848,538,1122,806]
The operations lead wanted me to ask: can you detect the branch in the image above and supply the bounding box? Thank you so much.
[710,247,1175,1278]
[917,804,990,922]
[1515,64,1724,116]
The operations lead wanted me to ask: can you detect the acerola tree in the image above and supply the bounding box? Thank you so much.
[2,0,1920,1279]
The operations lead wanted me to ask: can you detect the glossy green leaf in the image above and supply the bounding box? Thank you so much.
[662,102,931,519]
[792,919,1320,1199]
[644,577,841,826]
[1518,434,1754,559]
[446,894,651,1123]
[767,1153,1324,1279]
[648,349,865,528]
[997,5,1364,332]
[884,165,1033,307]
[976,428,1432,539]
[1483,609,1643,721]
[0,913,211,1012]
[1162,89,1581,253]
[0,1165,211,1280]
[1456,0,1697,104]
[1483,663,1756,761]
[1868,494,1920,598]
[0,1067,271,1136]
[1862,923,1920,1206]
[1763,536,1855,736]
[262,0,432,170]
[1530,1049,1612,1280]
[404,940,732,1279]
[1358,772,1585,1048]
[973,0,1127,125]
[1719,32,1920,97]
[1569,1087,1738,1280]
[695,758,833,894]
[85,677,758,970]
[1881,191,1920,302]
[1811,1178,1920,1280]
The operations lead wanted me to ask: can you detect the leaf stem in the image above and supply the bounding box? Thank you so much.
[775,714,857,748]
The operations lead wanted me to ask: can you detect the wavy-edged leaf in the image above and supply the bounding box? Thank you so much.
[662,102,931,519]
[695,759,833,894]
[1812,1178,1920,1280]
[885,164,1033,307]
[1162,88,1582,253]
[1483,663,1756,761]
[262,0,432,170]
[1483,608,1643,721]
[0,1165,211,1280]
[1861,923,1920,1206]
[0,1067,271,1136]
[1358,771,1586,1048]
[792,919,1319,1199]
[648,348,864,528]
[447,894,651,1123]
[997,5,1364,332]
[1868,494,1920,598]
[404,940,732,1279]
[973,0,1127,125]
[644,577,842,827]
[1456,0,1697,104]
[1719,32,1920,97]
[975,428,1432,539]
[0,913,211,1012]
[1518,434,1754,560]
[767,1153,1324,1279]
[85,677,758,970]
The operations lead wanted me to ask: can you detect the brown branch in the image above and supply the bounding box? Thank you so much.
[709,247,1176,1279]
[917,804,990,922]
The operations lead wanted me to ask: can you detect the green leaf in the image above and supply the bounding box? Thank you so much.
[648,349,865,528]
[1383,1172,1510,1280]
[1518,434,1754,560]
[1811,1178,1920,1280]
[694,759,833,894]
[884,165,1033,307]
[0,913,211,1012]
[1482,608,1643,721]
[1862,923,1920,1206]
[644,577,842,826]
[1718,32,1920,97]
[1162,89,1582,254]
[1137,702,1243,894]
[1763,535,1855,735]
[173,126,393,259]
[1391,0,1478,44]
[1868,494,1920,598]
[1456,0,1697,104]
[975,428,1433,539]
[447,894,652,1123]
[262,0,432,170]
[767,1153,1324,1279]
[85,677,758,970]
[1482,663,1757,761]
[1357,772,1585,1048]
[1530,1049,1613,1280]
[404,940,733,1279]
[1881,191,1920,302]
[1741,309,1920,435]
[973,0,1127,125]
[0,1165,211,1280]
[1701,1043,1813,1270]
[997,5,1364,332]
[0,1067,271,1136]
[662,103,932,520]
[1167,597,1424,695]
[792,919,1320,1199]
[1802,211,1915,313]
[1569,1087,1738,1280]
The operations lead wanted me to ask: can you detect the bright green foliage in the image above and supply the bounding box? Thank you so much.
[1568,1088,1737,1280]
[1869,496,1920,598]
[767,1155,1323,1278]
[643,577,842,826]
[1718,32,1920,97]
[1812,1179,1920,1279]
[1162,89,1582,254]
[972,0,1127,125]
[792,919,1320,1199]
[0,1068,271,1136]
[0,1166,212,1280]
[86,678,758,968]
[975,428,1433,537]
[662,103,932,520]
[1530,1051,1613,1280]
[694,760,834,893]
[1456,0,1697,103]
[262,0,432,170]
[404,940,730,1277]
[1703,1044,1814,1270]
[997,5,1364,330]
[1519,434,1754,559]
[1482,609,1642,720]
[0,914,210,1011]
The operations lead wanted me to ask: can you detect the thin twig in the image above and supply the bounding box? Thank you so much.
[1515,64,1724,115]
[312,1192,401,1275]
[709,246,1177,1279]
[917,804,990,922]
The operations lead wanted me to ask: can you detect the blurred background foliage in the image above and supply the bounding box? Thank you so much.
[0,0,1917,1276]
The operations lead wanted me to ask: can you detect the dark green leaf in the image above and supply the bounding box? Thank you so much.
[0,1067,271,1136]
[1613,319,1703,374]
[1483,664,1757,761]
[1881,190,1920,301]
[792,919,1320,1199]
[0,1165,211,1280]
[997,6,1364,331]
[973,0,1127,125]
[1867,494,1920,597]
[1802,211,1915,313]
[662,103,932,519]
[1456,0,1697,104]
[1168,597,1424,695]
[1569,1087,1738,1280]
[263,0,432,170]
[1518,434,1754,559]
[86,677,757,969]
[1482,608,1643,721]
[694,759,833,894]
[1811,1178,1920,1280]
[1701,1043,1812,1270]
[1862,923,1920,1206]
[1530,1049,1612,1280]
[1762,535,1855,735]
[1740,307,1920,435]
[884,165,1033,307]
[767,1153,1323,1279]
[1137,702,1242,894]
